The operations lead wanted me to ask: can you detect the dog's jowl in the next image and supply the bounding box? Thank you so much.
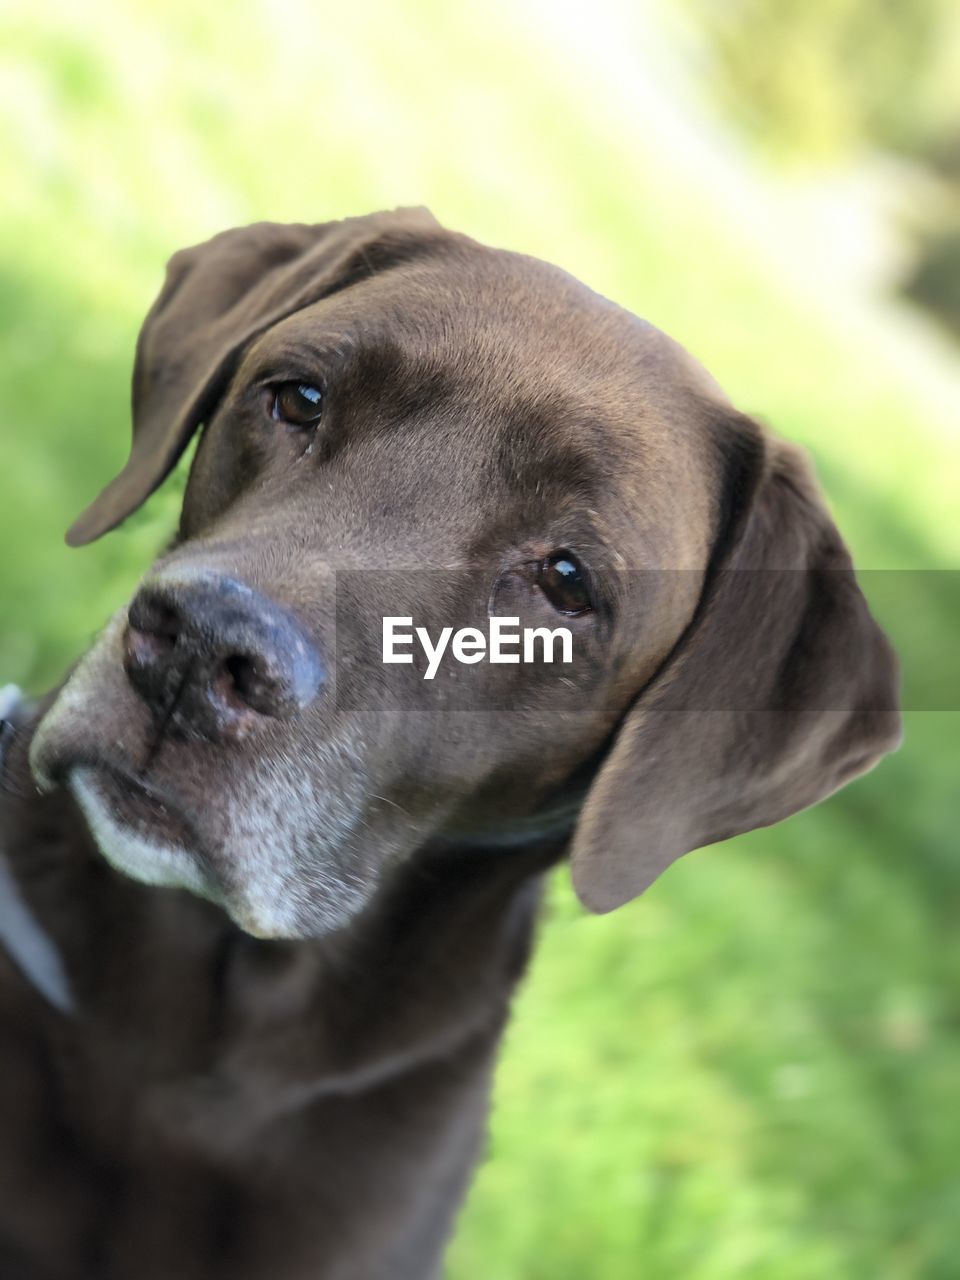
[0,210,900,1279]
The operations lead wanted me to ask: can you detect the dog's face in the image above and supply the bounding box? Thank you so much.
[30,211,900,938]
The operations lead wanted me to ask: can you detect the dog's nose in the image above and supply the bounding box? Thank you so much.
[123,575,323,740]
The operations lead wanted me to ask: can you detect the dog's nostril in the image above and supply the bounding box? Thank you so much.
[125,626,171,670]
[223,654,263,705]
[149,605,181,650]
[128,599,181,652]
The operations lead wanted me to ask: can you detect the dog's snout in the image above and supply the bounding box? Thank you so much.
[123,575,323,739]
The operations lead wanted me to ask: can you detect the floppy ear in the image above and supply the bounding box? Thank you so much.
[570,411,902,913]
[66,207,443,546]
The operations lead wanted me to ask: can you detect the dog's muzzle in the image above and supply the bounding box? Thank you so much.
[123,573,324,743]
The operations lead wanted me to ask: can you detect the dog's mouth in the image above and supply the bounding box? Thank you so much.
[65,762,221,903]
[77,762,198,846]
[27,642,385,940]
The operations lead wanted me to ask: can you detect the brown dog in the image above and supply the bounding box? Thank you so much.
[0,209,900,1278]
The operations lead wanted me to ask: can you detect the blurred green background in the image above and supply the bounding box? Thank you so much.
[1,1,958,1276]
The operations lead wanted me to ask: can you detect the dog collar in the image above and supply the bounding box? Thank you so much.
[0,685,74,1015]
[0,683,19,750]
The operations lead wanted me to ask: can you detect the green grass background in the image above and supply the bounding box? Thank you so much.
[1,2,958,1276]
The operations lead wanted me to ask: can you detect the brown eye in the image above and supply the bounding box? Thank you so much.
[538,551,593,615]
[271,382,324,426]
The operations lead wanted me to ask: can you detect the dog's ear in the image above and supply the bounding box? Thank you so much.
[66,208,443,546]
[570,410,902,913]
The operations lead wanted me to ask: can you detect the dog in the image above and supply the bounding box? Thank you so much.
[0,208,900,1279]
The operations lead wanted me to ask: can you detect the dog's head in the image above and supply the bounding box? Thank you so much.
[30,210,901,937]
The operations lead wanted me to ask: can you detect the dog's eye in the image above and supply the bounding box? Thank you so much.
[538,552,592,615]
[271,382,324,426]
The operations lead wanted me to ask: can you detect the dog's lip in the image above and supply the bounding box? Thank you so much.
[67,757,202,853]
